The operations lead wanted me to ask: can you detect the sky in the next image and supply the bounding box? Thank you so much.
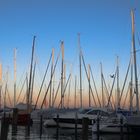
[0,0,140,108]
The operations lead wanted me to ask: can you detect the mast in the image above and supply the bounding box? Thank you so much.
[4,68,9,109]
[116,56,120,109]
[51,49,55,108]
[78,33,82,108]
[88,64,91,107]
[74,76,77,108]
[14,48,17,107]
[130,51,133,113]
[131,10,139,112]
[67,76,71,108]
[51,48,55,108]
[30,61,36,107]
[100,62,104,108]
[63,63,66,107]
[49,48,54,108]
[61,41,64,108]
[27,36,35,114]
[0,63,2,109]
[26,73,28,105]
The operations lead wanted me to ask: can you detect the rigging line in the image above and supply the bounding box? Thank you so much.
[102,75,114,109]
[122,84,130,108]
[35,54,47,90]
[16,77,26,103]
[67,76,71,108]
[81,54,97,106]
[107,68,117,107]
[89,65,100,107]
[58,73,71,108]
[119,58,131,105]
[40,49,61,109]
[16,68,26,92]
[52,81,60,107]
[90,85,97,107]
[21,75,28,103]
[22,94,26,103]
[6,86,12,107]
[34,52,52,110]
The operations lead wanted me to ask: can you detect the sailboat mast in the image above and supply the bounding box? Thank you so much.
[27,36,35,113]
[78,33,82,108]
[74,76,77,108]
[49,48,54,108]
[88,64,91,107]
[61,41,64,108]
[30,61,36,107]
[4,68,9,109]
[130,51,133,113]
[100,63,104,107]
[52,50,55,108]
[63,63,66,107]
[116,56,120,108]
[131,10,139,112]
[67,76,71,108]
[14,48,17,107]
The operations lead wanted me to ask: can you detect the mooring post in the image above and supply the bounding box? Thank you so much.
[0,112,9,140]
[82,117,89,140]
[75,112,78,140]
[127,125,129,140]
[97,115,100,140]
[12,109,18,137]
[27,113,31,136]
[120,116,123,140]
[12,108,18,126]
[40,115,43,138]
[56,114,59,140]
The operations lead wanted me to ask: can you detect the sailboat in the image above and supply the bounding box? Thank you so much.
[126,9,140,133]
[11,36,36,125]
[92,10,138,134]
[92,62,131,133]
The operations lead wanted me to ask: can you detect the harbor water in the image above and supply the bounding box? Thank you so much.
[0,123,139,140]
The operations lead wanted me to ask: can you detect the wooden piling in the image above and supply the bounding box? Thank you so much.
[56,114,59,140]
[27,113,31,136]
[12,108,18,125]
[97,116,100,140]
[0,112,9,140]
[40,115,43,138]
[82,117,89,140]
[75,112,78,140]
[120,116,123,140]
[12,109,17,137]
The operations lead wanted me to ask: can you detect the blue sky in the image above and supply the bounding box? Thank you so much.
[0,0,140,106]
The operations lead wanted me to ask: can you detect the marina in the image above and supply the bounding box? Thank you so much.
[0,0,140,140]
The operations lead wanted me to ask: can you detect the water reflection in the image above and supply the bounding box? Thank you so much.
[4,123,140,140]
